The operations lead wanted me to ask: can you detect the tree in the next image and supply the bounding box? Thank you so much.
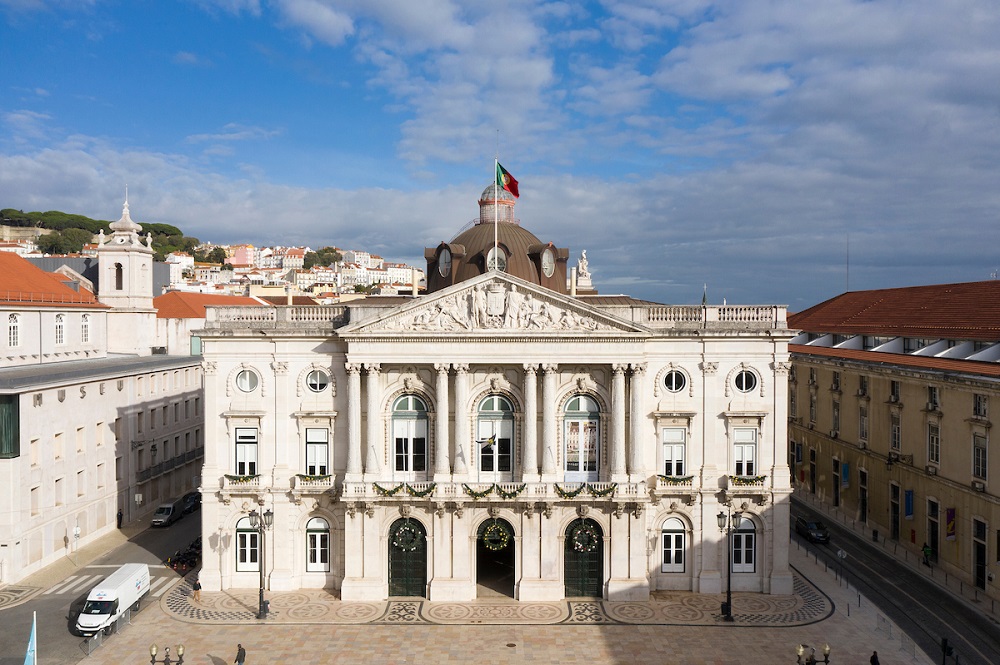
[304,246,342,269]
[207,247,228,264]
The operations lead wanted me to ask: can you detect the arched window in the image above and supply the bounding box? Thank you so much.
[564,394,600,482]
[114,263,123,290]
[81,314,90,344]
[392,395,428,478]
[235,516,259,572]
[661,517,686,573]
[732,516,756,573]
[8,314,19,348]
[306,517,330,572]
[477,395,514,480]
[54,314,65,345]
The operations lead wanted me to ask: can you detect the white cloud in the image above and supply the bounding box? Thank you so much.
[185,124,283,143]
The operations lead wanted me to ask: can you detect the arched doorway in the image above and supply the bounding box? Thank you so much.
[388,518,427,597]
[475,518,515,597]
[564,519,603,598]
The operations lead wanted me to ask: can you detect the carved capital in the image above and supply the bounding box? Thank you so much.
[346,502,357,519]
[345,363,362,375]
[454,504,464,519]
[612,363,628,374]
[434,363,450,375]
[632,503,644,519]
[701,361,719,375]
[542,502,553,519]
[452,363,470,374]
[364,502,376,518]
[630,363,647,376]
[364,363,381,375]
[522,363,538,376]
[435,502,446,518]
[774,361,792,375]
[614,503,625,519]
[541,364,559,374]
[271,361,288,375]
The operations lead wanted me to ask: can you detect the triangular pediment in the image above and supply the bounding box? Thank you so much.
[340,273,648,336]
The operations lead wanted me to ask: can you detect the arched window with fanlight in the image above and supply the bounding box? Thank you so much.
[54,314,65,345]
[564,394,600,482]
[477,395,514,481]
[306,517,330,572]
[392,395,428,479]
[235,516,259,572]
[8,314,19,348]
[81,314,90,344]
[661,517,687,573]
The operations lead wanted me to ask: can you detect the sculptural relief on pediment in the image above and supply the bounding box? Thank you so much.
[371,282,615,333]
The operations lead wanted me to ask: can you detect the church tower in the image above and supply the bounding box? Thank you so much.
[96,195,157,355]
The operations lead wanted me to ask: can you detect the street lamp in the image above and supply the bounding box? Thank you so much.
[149,644,185,665]
[717,505,742,622]
[796,643,831,664]
[248,508,273,619]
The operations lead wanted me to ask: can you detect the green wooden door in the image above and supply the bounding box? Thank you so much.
[388,519,427,597]
[564,519,603,597]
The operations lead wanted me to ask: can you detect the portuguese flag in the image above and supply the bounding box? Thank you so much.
[496,162,519,198]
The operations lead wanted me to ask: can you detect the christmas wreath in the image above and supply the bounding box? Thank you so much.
[570,521,599,553]
[482,521,510,551]
[392,521,423,552]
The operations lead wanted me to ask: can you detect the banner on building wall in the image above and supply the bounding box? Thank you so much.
[841,462,850,488]
[946,508,956,540]
[904,490,914,519]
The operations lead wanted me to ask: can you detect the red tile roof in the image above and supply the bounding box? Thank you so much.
[0,252,106,308]
[790,344,1000,378]
[154,291,260,319]
[789,281,1000,340]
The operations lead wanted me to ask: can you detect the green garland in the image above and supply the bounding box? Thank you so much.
[462,483,495,499]
[295,473,332,483]
[495,483,526,499]
[587,483,617,497]
[482,521,510,551]
[657,475,694,485]
[224,474,259,484]
[570,521,600,553]
[391,520,423,551]
[728,474,767,486]
[406,483,437,498]
[373,482,405,496]
[554,483,587,499]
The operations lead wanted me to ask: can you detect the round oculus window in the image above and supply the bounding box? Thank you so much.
[486,247,507,272]
[235,369,259,393]
[663,370,686,393]
[438,247,452,277]
[306,369,330,393]
[541,248,555,277]
[734,370,757,393]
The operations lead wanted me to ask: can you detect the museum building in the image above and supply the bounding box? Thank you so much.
[197,184,795,601]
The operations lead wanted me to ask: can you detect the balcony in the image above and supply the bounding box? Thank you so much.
[290,474,337,504]
[723,474,769,506]
[651,475,697,506]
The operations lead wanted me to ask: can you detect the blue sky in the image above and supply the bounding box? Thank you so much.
[2,0,999,310]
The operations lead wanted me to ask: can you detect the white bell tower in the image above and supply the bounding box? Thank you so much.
[96,192,157,355]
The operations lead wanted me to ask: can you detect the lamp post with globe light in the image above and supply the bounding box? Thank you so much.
[248,508,273,619]
[717,506,742,622]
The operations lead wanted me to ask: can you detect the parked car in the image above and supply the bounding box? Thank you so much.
[182,491,201,514]
[151,497,184,527]
[795,517,830,543]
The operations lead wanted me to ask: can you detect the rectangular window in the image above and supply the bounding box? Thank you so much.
[305,428,329,475]
[890,413,901,451]
[809,395,816,423]
[789,390,797,418]
[732,531,755,573]
[54,431,63,459]
[185,399,191,419]
[809,368,817,385]
[76,426,85,452]
[30,486,40,515]
[661,532,685,572]
[307,531,330,572]
[173,403,179,423]
[858,375,868,396]
[928,386,939,410]
[54,315,65,345]
[832,372,841,391]
[54,477,64,506]
[662,428,686,476]
[973,434,988,480]
[96,421,104,447]
[195,397,201,416]
[97,462,105,489]
[0,394,20,459]
[974,394,988,419]
[137,412,144,434]
[115,456,122,481]
[77,469,85,496]
[832,400,840,431]
[890,380,900,402]
[81,316,90,343]
[927,423,940,464]
[8,315,19,347]
[236,530,260,571]
[235,427,258,475]
[734,428,756,476]
[858,405,868,442]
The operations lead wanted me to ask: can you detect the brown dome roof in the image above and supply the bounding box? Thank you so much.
[450,221,543,284]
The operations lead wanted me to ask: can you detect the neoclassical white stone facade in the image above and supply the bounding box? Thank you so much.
[198,272,794,601]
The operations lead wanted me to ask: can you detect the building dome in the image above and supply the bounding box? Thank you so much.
[424,182,569,294]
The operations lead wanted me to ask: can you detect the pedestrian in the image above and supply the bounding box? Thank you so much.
[922,542,932,566]
[870,650,880,665]
[116,508,123,529]
[234,643,246,665]
[192,577,201,602]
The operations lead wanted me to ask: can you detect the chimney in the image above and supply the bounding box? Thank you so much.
[285,285,293,306]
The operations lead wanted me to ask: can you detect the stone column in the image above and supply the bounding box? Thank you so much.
[434,363,450,479]
[364,363,381,475]
[453,364,470,476]
[541,364,558,478]
[610,364,627,481]
[522,364,539,480]
[628,363,646,478]
[345,363,362,478]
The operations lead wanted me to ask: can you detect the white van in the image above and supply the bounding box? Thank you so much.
[75,563,150,636]
[151,498,184,527]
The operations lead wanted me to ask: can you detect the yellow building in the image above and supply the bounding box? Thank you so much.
[788,281,1000,601]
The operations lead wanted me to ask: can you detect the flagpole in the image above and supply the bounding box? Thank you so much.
[493,158,499,269]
